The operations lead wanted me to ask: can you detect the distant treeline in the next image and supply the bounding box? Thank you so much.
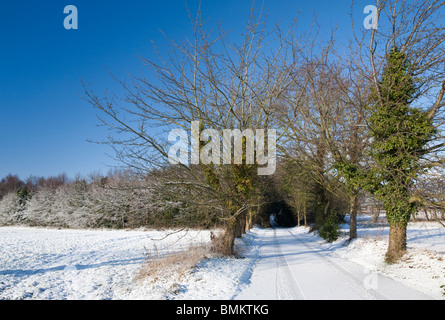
[0,171,222,229]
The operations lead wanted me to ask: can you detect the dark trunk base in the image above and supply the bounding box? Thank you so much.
[385,223,407,263]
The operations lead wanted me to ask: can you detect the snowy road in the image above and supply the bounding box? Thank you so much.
[236,227,436,300]
[0,225,441,300]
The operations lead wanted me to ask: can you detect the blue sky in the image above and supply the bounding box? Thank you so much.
[0,0,371,180]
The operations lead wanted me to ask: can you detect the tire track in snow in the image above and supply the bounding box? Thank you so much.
[273,229,305,300]
[286,229,388,300]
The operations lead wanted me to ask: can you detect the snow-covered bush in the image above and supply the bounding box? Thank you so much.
[24,188,58,226]
[55,180,95,228]
[0,171,221,229]
[0,192,27,225]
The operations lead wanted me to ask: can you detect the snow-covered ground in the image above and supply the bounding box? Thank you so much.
[0,215,444,300]
[0,227,214,299]
[332,215,445,299]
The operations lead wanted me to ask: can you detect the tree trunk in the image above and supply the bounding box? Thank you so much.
[424,207,430,221]
[245,209,251,231]
[386,222,407,263]
[349,194,359,241]
[303,202,307,227]
[234,214,243,239]
[240,210,247,235]
[245,208,254,231]
[323,199,331,221]
[222,221,236,256]
[297,209,301,227]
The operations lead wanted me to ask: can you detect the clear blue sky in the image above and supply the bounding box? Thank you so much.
[0,0,371,180]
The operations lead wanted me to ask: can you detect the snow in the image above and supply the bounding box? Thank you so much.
[235,226,442,300]
[330,216,445,299]
[0,215,444,300]
[0,227,213,300]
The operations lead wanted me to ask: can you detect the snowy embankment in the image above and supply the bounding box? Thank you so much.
[0,215,444,300]
[332,216,445,299]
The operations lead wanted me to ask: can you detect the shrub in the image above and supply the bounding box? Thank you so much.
[0,192,26,225]
[135,244,214,282]
[318,214,341,242]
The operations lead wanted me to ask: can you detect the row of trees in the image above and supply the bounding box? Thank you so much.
[0,173,68,200]
[82,0,444,261]
[2,0,443,262]
[0,171,222,229]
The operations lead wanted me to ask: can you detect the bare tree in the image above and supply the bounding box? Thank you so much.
[0,174,24,199]
[83,4,300,255]
[274,27,366,239]
[414,165,445,226]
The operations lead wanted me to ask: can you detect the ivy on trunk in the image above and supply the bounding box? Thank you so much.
[364,47,436,262]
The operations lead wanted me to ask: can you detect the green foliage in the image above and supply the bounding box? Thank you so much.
[318,214,341,242]
[334,161,362,192]
[362,47,436,226]
[16,187,31,207]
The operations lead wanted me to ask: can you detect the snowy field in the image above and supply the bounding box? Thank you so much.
[0,228,216,300]
[0,215,444,300]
